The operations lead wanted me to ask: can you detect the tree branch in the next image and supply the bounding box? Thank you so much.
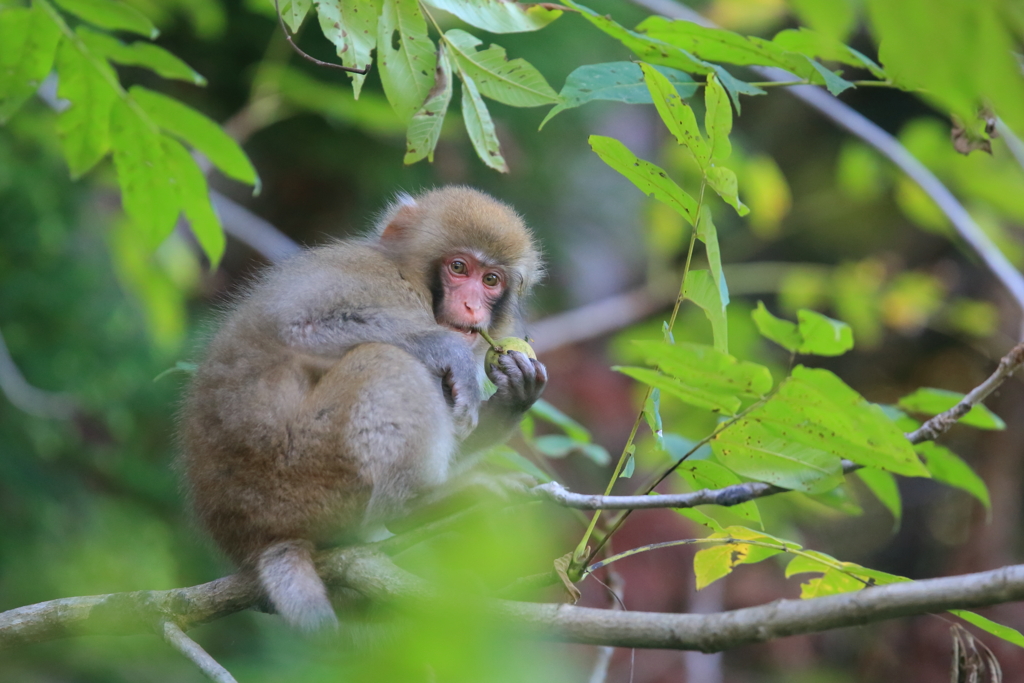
[4,547,1024,653]
[161,621,238,683]
[906,341,1024,443]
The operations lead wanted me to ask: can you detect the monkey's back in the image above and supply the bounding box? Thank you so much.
[179,241,443,564]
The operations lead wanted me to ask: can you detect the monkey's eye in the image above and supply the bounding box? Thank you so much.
[449,260,468,275]
[483,272,501,287]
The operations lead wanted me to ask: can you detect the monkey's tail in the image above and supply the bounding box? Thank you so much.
[256,540,338,631]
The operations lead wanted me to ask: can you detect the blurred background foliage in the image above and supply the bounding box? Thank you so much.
[3,0,1024,680]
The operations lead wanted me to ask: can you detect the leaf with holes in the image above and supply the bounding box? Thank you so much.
[405,42,453,164]
[378,0,436,122]
[444,29,558,107]
[315,0,380,98]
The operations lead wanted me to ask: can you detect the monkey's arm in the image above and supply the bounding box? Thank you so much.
[458,351,547,456]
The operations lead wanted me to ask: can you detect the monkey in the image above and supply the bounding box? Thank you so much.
[179,186,547,631]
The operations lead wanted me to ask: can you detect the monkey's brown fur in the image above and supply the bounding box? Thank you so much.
[180,187,543,630]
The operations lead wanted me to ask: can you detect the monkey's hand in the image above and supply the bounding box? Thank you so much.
[444,367,480,439]
[487,351,548,415]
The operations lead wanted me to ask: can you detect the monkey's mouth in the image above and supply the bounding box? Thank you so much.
[446,323,480,341]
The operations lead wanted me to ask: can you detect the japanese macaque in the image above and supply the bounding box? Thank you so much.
[179,187,546,631]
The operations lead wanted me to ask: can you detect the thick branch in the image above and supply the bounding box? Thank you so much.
[4,548,1024,653]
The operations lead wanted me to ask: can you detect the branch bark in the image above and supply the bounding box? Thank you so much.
[4,548,1024,654]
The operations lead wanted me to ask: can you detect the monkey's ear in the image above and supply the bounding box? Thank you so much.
[380,195,420,243]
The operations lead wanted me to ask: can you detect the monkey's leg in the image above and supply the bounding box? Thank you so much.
[294,342,459,535]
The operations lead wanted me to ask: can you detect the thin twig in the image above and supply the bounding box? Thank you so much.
[273,0,369,74]
[161,621,238,683]
[907,341,1024,443]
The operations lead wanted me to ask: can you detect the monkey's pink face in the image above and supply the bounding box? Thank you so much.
[436,252,505,340]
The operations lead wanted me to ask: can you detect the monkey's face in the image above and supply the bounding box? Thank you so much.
[435,252,506,341]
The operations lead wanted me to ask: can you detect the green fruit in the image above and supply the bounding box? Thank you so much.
[486,336,537,369]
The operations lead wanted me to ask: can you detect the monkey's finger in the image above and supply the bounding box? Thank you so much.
[532,359,548,392]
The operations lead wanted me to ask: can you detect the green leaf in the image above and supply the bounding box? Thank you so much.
[751,366,929,477]
[529,398,591,443]
[704,74,731,161]
[713,418,844,493]
[797,309,854,356]
[951,610,1024,649]
[803,57,853,96]
[567,1,712,76]
[485,444,551,482]
[855,467,902,526]
[314,0,379,98]
[280,0,311,32]
[677,459,761,526]
[637,16,838,88]
[640,61,708,168]
[54,38,116,178]
[77,27,205,85]
[54,0,158,38]
[162,136,224,267]
[621,449,635,478]
[405,42,453,165]
[0,5,62,123]
[377,0,436,122]
[534,434,577,458]
[581,443,611,466]
[772,27,885,78]
[684,269,728,354]
[898,387,1005,430]
[130,86,259,189]
[589,135,697,225]
[444,29,558,107]
[615,340,772,415]
[109,101,179,246]
[705,166,748,216]
[917,442,990,511]
[458,66,507,172]
[644,388,663,448]
[540,62,696,129]
[752,301,801,352]
[423,0,561,33]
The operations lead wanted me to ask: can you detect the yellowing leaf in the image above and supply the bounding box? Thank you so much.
[405,42,453,165]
